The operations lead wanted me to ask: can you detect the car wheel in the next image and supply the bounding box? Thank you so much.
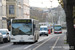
[6,38,8,43]
[40,34,41,36]
[1,39,4,44]
[46,34,48,36]
[1,41,4,44]
[3,38,8,43]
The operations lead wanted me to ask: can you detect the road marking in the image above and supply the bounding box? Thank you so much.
[24,45,33,50]
[24,35,53,50]
[0,44,12,49]
[50,36,60,50]
[33,36,54,50]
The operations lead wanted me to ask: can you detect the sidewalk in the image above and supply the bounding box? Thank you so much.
[63,35,69,50]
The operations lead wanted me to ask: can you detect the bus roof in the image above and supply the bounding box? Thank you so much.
[12,18,38,20]
[40,26,48,28]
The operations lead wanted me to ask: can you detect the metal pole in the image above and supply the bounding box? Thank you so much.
[50,0,53,23]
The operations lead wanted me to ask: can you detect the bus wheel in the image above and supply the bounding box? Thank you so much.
[35,40,38,42]
[13,42,16,44]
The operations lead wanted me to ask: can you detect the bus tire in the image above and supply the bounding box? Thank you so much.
[13,42,16,44]
[35,40,38,42]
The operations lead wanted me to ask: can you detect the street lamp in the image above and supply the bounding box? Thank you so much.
[50,0,53,8]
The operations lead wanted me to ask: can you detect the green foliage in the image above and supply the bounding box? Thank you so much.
[58,0,64,8]
[64,42,68,44]
[30,16,39,20]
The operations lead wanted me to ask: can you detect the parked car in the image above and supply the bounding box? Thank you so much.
[0,33,3,43]
[9,31,11,37]
[0,29,10,42]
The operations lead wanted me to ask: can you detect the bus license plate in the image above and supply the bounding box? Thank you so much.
[19,40,24,42]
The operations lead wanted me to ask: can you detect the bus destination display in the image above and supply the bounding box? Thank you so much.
[12,20,31,23]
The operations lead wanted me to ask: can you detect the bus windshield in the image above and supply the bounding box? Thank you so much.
[12,23,32,35]
[54,26,61,31]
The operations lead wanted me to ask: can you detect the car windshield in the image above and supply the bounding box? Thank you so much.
[0,31,6,35]
[40,28,47,31]
[54,26,61,31]
[12,23,32,35]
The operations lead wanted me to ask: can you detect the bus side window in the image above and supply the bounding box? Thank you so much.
[33,24,36,33]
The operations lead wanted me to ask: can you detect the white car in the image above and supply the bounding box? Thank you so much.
[9,31,11,38]
[0,33,3,43]
[0,29,10,43]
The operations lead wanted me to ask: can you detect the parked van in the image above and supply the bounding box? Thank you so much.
[39,26,48,36]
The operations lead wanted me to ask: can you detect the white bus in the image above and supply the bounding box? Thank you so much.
[11,19,39,44]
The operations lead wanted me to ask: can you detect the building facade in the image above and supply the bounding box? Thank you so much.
[6,0,30,30]
[6,0,30,19]
[0,0,30,29]
[16,0,30,19]
[6,0,17,20]
[23,0,30,19]
[0,0,7,29]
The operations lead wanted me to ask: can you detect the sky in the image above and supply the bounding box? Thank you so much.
[29,0,59,8]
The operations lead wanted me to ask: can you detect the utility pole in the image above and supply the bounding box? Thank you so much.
[0,1,2,28]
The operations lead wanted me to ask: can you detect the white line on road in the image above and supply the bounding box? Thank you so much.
[24,45,33,50]
[50,36,60,50]
[24,35,53,50]
[33,36,54,50]
[24,34,60,50]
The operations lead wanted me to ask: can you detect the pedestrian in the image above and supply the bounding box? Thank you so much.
[51,28,52,33]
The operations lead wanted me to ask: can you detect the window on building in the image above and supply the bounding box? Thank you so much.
[9,5,14,14]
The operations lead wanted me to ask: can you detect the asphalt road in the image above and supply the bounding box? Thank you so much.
[0,30,67,50]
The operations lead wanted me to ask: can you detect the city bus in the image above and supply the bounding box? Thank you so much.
[54,24,62,34]
[10,19,39,44]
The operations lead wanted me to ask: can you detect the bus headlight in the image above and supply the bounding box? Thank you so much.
[28,38,34,40]
[0,33,2,35]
